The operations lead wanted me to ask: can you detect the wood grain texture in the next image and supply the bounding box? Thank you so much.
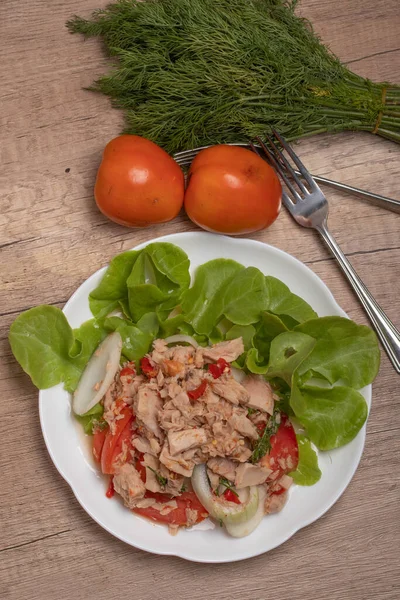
[1,0,399,599]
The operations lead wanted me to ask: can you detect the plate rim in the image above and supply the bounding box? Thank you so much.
[39,231,371,563]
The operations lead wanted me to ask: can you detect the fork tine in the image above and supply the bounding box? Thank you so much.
[255,137,302,203]
[265,134,309,196]
[271,129,316,188]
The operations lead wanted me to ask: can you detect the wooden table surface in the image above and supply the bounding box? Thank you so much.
[1,1,399,598]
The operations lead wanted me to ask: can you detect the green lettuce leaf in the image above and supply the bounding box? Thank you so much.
[295,316,380,389]
[74,402,104,435]
[245,347,269,374]
[290,376,368,450]
[181,259,244,335]
[222,267,268,325]
[104,313,159,361]
[89,250,140,319]
[265,276,317,324]
[127,243,189,321]
[289,434,322,485]
[226,324,256,351]
[266,331,316,385]
[9,306,107,392]
[252,311,289,363]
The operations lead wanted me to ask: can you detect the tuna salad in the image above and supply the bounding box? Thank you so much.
[88,336,298,537]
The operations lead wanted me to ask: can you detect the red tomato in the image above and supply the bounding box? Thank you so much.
[260,415,299,476]
[94,135,185,228]
[184,145,281,235]
[92,426,108,463]
[133,491,207,526]
[101,407,133,475]
[109,418,134,470]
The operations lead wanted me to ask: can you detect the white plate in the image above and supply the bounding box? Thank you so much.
[39,232,370,563]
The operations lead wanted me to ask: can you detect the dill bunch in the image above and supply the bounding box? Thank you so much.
[67,0,400,153]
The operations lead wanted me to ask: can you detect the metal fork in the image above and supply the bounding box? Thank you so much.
[252,130,400,374]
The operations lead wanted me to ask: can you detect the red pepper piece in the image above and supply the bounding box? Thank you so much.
[106,476,115,498]
[120,364,136,378]
[140,357,158,378]
[208,357,230,379]
[188,380,208,400]
[223,489,241,504]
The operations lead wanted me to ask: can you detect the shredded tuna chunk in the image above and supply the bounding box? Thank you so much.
[134,385,164,440]
[207,457,237,482]
[264,490,288,514]
[113,464,146,509]
[212,376,250,405]
[235,463,271,488]
[242,376,275,414]
[202,338,244,363]
[168,428,208,455]
[185,508,199,527]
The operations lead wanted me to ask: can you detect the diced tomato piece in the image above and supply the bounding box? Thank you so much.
[140,357,158,378]
[208,358,230,379]
[188,380,208,400]
[133,491,207,526]
[223,489,241,504]
[261,414,299,477]
[109,418,134,470]
[106,476,115,498]
[92,426,108,463]
[100,407,134,475]
[120,364,136,378]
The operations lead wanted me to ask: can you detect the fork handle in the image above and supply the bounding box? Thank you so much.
[316,223,400,374]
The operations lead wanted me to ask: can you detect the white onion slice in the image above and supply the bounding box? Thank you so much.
[72,332,122,416]
[164,334,199,348]
[231,367,246,383]
[191,464,259,525]
[224,486,267,538]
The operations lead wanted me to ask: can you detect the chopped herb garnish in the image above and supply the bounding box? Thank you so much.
[247,407,257,415]
[219,477,239,498]
[250,409,280,464]
[180,484,187,493]
[147,466,167,488]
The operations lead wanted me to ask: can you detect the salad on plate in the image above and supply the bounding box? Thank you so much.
[9,241,380,538]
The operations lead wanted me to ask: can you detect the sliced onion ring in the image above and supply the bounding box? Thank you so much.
[72,332,122,416]
[191,464,259,526]
[224,486,266,538]
[164,334,199,348]
[231,366,246,383]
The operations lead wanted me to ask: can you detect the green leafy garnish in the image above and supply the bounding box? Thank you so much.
[218,477,239,498]
[147,466,168,488]
[250,410,280,464]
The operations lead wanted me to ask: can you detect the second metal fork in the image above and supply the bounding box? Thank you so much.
[252,130,400,374]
